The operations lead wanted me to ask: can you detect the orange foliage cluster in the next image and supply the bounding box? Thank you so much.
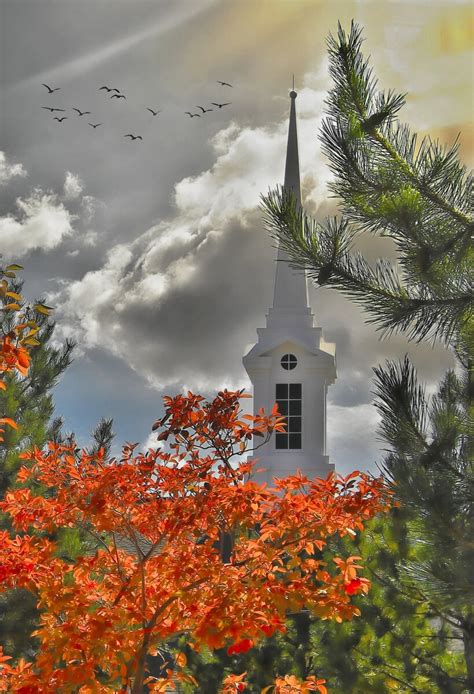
[222,672,328,694]
[0,384,391,692]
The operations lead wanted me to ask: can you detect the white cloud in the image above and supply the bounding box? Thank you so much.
[0,151,27,185]
[83,230,99,246]
[171,90,329,228]
[50,83,331,391]
[81,195,102,224]
[0,161,104,260]
[141,430,163,454]
[55,244,132,349]
[63,172,84,200]
[0,189,74,258]
[327,403,382,476]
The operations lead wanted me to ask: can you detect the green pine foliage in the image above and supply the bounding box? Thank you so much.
[0,280,74,658]
[262,24,472,349]
[0,277,117,659]
[0,282,75,500]
[310,512,466,693]
[258,20,473,693]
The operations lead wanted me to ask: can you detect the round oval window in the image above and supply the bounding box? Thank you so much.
[281,354,297,370]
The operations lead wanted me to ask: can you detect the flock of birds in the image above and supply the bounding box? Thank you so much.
[40,80,233,141]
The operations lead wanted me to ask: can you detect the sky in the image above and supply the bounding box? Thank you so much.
[1,0,473,474]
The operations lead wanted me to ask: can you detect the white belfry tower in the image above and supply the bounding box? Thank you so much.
[243,88,336,484]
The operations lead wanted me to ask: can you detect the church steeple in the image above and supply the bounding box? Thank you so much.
[242,85,336,485]
[270,89,310,316]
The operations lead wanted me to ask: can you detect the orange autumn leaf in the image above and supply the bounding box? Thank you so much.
[175,652,187,667]
[5,291,22,301]
[0,417,18,430]
[221,672,248,693]
[269,674,328,694]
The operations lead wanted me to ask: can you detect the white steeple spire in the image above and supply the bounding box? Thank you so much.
[271,88,310,313]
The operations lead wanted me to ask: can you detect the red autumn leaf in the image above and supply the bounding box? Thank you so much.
[227,638,254,655]
[344,578,363,595]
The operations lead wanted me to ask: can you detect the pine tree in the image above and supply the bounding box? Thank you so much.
[305,510,466,693]
[260,21,473,693]
[0,277,74,658]
[0,310,74,496]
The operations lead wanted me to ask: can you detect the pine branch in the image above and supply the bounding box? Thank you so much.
[261,187,471,344]
[325,21,472,231]
[88,418,115,458]
[372,356,428,454]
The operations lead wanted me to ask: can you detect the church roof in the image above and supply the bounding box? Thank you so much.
[244,332,335,364]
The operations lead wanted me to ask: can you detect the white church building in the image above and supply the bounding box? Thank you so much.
[243,89,337,484]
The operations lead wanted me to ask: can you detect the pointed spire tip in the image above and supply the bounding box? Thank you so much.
[290,74,297,98]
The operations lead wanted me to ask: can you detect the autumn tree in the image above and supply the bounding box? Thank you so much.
[0,386,391,692]
[261,21,473,692]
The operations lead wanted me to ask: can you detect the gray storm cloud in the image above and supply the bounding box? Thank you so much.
[47,90,329,389]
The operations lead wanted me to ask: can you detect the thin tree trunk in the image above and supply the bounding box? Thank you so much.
[130,634,151,694]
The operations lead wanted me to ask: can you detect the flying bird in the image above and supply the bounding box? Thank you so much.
[42,83,61,93]
[53,117,67,122]
[111,93,126,99]
[146,108,161,116]
[124,134,142,140]
[73,108,91,116]
[99,86,120,92]
[211,102,231,109]
[217,81,233,87]
[196,105,213,113]
[42,106,65,112]
[88,123,102,129]
[185,112,201,118]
